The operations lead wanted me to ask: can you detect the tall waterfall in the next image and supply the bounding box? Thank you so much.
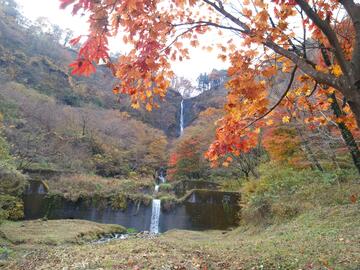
[180,99,184,136]
[149,199,161,234]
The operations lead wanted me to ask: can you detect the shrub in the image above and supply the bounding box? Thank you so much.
[92,153,131,178]
[0,194,24,220]
[111,193,127,210]
[126,228,138,234]
[159,183,172,192]
[0,169,27,196]
[241,163,359,225]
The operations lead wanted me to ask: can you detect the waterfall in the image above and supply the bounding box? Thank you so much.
[150,170,165,233]
[37,183,46,194]
[180,99,184,136]
[158,171,166,184]
[149,199,161,234]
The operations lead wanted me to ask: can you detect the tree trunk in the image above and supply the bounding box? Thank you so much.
[347,89,360,129]
[319,45,360,174]
[250,166,260,179]
[326,127,341,170]
[329,92,360,174]
[295,125,324,172]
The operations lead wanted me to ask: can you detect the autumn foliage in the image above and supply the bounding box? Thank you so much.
[61,0,360,169]
[167,136,202,180]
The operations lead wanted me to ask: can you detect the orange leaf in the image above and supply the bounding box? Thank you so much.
[350,194,357,204]
[113,87,120,95]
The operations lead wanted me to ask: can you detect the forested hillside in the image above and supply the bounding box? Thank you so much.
[0,2,185,137]
[0,0,237,181]
[0,1,184,181]
[0,0,360,269]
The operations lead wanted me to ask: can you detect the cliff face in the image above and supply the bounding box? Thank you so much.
[145,89,183,138]
[182,87,227,129]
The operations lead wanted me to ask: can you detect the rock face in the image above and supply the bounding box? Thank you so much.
[182,87,227,129]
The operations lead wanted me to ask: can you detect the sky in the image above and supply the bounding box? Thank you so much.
[15,0,228,83]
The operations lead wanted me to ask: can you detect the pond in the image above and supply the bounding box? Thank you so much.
[23,180,241,233]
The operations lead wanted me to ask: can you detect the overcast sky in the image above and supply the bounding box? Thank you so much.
[16,0,228,83]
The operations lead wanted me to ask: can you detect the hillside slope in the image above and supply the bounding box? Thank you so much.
[0,7,183,137]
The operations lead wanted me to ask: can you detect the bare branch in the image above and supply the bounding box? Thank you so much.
[202,0,251,33]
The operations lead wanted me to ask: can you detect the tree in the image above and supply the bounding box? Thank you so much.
[209,69,227,90]
[63,28,74,47]
[167,136,203,180]
[61,0,360,170]
[197,73,210,91]
[0,113,14,171]
[0,0,19,18]
[171,76,196,98]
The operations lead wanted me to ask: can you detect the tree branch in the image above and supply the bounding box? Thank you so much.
[295,0,350,78]
[264,39,345,91]
[199,0,345,93]
[339,0,360,34]
[171,21,245,33]
[243,66,298,129]
[306,82,318,97]
[339,0,360,85]
[202,0,251,33]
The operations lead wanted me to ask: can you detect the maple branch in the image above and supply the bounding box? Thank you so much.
[164,20,245,54]
[202,0,251,33]
[161,25,199,53]
[200,0,341,93]
[339,0,360,85]
[243,66,298,130]
[306,82,318,97]
[268,14,301,56]
[171,21,245,33]
[339,0,360,34]
[295,0,350,79]
[297,7,307,59]
[264,39,344,91]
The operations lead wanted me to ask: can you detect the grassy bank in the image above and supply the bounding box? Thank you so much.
[221,164,359,225]
[45,173,154,201]
[0,219,125,246]
[0,204,359,269]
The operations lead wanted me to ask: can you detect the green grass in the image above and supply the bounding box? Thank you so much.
[46,173,154,201]
[0,219,125,245]
[126,228,138,234]
[1,205,359,269]
[219,163,359,225]
[159,183,172,192]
